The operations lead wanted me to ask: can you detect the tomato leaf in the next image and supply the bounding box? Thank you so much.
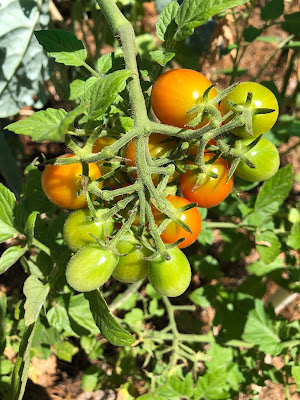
[255,231,281,264]
[174,0,248,41]
[261,0,284,21]
[35,29,87,66]
[0,183,19,243]
[0,246,28,276]
[156,1,179,43]
[84,290,135,346]
[150,50,175,66]
[287,223,300,250]
[247,258,285,277]
[23,275,50,326]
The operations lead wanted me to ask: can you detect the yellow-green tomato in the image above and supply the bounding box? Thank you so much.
[221,82,279,139]
[66,244,118,292]
[113,233,151,283]
[63,208,114,252]
[235,138,280,182]
[148,247,191,297]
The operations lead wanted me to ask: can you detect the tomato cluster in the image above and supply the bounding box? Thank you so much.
[41,68,280,298]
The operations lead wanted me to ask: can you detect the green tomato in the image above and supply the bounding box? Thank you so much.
[113,232,151,283]
[235,138,280,182]
[148,247,191,297]
[221,82,279,139]
[66,244,118,292]
[64,208,114,252]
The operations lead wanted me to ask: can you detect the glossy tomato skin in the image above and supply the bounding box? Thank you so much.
[125,132,178,185]
[66,244,118,292]
[113,232,151,283]
[41,154,103,209]
[151,69,218,129]
[235,138,280,182]
[179,154,233,208]
[155,195,202,249]
[63,208,114,252]
[221,82,279,139]
[148,247,191,297]
[92,136,117,154]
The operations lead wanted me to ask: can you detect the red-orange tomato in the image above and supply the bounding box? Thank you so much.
[125,133,178,185]
[154,195,202,249]
[92,136,116,154]
[188,138,217,156]
[179,154,233,208]
[151,69,218,129]
[41,154,103,209]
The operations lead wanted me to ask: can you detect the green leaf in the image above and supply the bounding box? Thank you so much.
[46,304,70,333]
[242,299,282,355]
[174,0,248,41]
[54,341,78,362]
[287,223,300,250]
[189,287,211,308]
[35,29,87,66]
[252,165,293,223]
[0,183,19,243]
[67,79,86,100]
[261,0,284,21]
[0,246,28,275]
[243,26,263,42]
[150,50,175,66]
[281,12,300,35]
[84,290,135,346]
[247,258,285,277]
[197,221,214,246]
[292,366,300,387]
[24,211,39,246]
[11,323,36,400]
[68,294,100,335]
[87,70,132,121]
[255,231,281,264]
[23,275,50,326]
[156,1,179,42]
[82,365,102,392]
[124,308,144,327]
[166,373,194,398]
[97,52,115,74]
[195,367,230,400]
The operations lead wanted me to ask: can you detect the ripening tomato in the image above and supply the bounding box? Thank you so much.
[41,154,103,209]
[66,244,119,292]
[92,136,117,154]
[63,207,114,252]
[179,153,233,208]
[154,195,201,249]
[125,132,178,185]
[235,138,280,182]
[151,69,218,129]
[148,247,191,297]
[221,82,279,139]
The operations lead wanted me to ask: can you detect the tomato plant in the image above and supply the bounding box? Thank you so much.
[151,69,218,129]
[221,82,279,139]
[148,247,191,297]
[179,153,233,208]
[41,154,103,209]
[235,137,280,182]
[66,244,119,292]
[188,138,217,155]
[113,231,151,283]
[63,208,114,252]
[154,195,202,248]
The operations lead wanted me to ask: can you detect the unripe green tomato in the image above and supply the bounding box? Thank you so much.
[113,232,151,283]
[66,244,118,292]
[63,208,114,252]
[235,138,280,182]
[148,247,191,297]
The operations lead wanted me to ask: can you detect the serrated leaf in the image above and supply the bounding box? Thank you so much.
[24,211,39,246]
[124,308,144,327]
[11,323,36,400]
[189,287,211,308]
[87,70,132,121]
[150,50,175,66]
[54,341,78,362]
[255,231,281,264]
[0,0,50,117]
[261,0,284,21]
[156,1,179,42]
[67,79,86,100]
[242,299,282,355]
[247,257,285,277]
[195,367,230,400]
[167,373,194,398]
[35,29,87,66]
[174,0,248,41]
[84,290,135,346]
[0,183,19,243]
[46,304,70,332]
[287,223,300,250]
[253,165,293,223]
[97,52,115,74]
[0,246,28,275]
[24,275,50,326]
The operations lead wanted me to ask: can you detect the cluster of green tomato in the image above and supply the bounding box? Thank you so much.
[41,69,280,298]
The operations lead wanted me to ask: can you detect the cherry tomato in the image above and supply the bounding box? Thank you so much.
[66,244,118,292]
[154,195,201,249]
[148,247,191,297]
[63,208,114,252]
[41,154,103,209]
[125,133,178,185]
[92,136,117,154]
[221,82,279,139]
[235,138,280,182]
[151,69,218,129]
[113,232,151,283]
[179,153,233,208]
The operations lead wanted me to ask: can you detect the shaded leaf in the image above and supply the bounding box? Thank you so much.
[23,275,50,326]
